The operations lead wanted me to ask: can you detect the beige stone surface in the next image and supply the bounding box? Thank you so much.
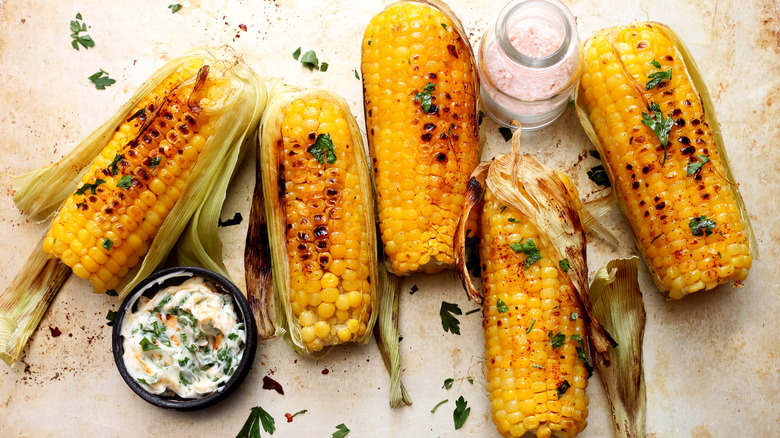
[0,0,778,436]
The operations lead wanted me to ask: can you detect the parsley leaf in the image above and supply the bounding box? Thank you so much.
[641,102,674,165]
[236,406,275,438]
[354,69,360,80]
[88,69,116,90]
[689,215,716,236]
[569,312,578,321]
[218,212,243,227]
[588,149,601,160]
[651,59,662,68]
[117,175,132,189]
[570,334,584,346]
[70,14,94,50]
[149,156,162,168]
[441,23,448,30]
[686,154,710,176]
[496,298,509,313]
[559,259,570,272]
[453,396,471,430]
[499,127,513,142]
[465,308,480,315]
[576,346,593,377]
[646,68,673,90]
[431,399,448,413]
[556,380,571,399]
[332,423,350,438]
[108,153,124,175]
[168,4,182,13]
[105,289,118,297]
[410,285,419,295]
[443,378,454,389]
[308,133,337,164]
[290,409,307,419]
[102,238,114,250]
[526,318,536,334]
[292,47,301,60]
[414,82,437,114]
[299,50,326,71]
[509,239,542,269]
[75,178,106,195]
[507,217,521,223]
[106,309,117,326]
[548,331,566,349]
[587,165,611,187]
[140,337,159,351]
[439,301,462,335]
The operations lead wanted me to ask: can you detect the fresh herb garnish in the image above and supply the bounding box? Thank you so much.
[464,229,481,277]
[499,206,507,213]
[178,357,189,367]
[106,309,117,326]
[332,423,350,438]
[465,308,480,315]
[453,396,471,430]
[410,285,419,295]
[689,215,716,236]
[531,364,545,369]
[70,13,94,50]
[431,399,449,413]
[309,133,337,164]
[645,68,673,90]
[441,23,448,30]
[439,301,462,335]
[354,69,360,80]
[290,409,307,420]
[569,312,578,321]
[168,4,182,13]
[499,127,513,142]
[556,380,571,399]
[292,47,301,60]
[588,149,601,160]
[229,333,239,341]
[105,289,118,297]
[298,49,326,71]
[548,331,566,349]
[496,298,509,313]
[179,371,190,386]
[149,156,162,168]
[140,337,159,351]
[587,165,611,187]
[88,69,116,90]
[236,406,275,438]
[650,234,663,244]
[686,154,710,176]
[651,59,662,68]
[559,259,570,272]
[152,295,171,314]
[576,346,593,377]
[102,238,114,250]
[509,239,542,269]
[117,174,132,189]
[478,110,486,125]
[570,334,584,346]
[507,217,521,223]
[75,178,106,195]
[443,378,454,389]
[414,82,437,114]
[108,153,124,175]
[218,212,243,227]
[217,347,234,373]
[526,318,536,334]
[641,102,674,165]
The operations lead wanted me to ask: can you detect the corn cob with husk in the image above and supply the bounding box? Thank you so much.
[362,0,481,276]
[576,22,757,299]
[454,132,615,438]
[1,47,266,365]
[258,86,378,356]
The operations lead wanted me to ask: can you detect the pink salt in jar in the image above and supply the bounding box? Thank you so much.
[479,0,581,130]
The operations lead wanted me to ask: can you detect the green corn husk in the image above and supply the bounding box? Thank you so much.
[373,258,412,408]
[590,257,646,438]
[2,47,267,365]
[259,85,378,357]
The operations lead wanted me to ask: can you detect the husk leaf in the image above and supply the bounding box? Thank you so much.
[590,257,646,438]
[259,85,378,357]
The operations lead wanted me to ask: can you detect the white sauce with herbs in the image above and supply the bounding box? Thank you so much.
[121,277,245,398]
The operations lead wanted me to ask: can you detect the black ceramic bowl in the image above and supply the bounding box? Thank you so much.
[112,266,257,411]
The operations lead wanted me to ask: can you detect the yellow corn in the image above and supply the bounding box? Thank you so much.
[480,175,589,438]
[42,61,217,293]
[579,23,752,299]
[362,0,480,275]
[269,90,374,353]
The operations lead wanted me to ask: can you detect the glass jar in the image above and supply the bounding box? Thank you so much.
[478,0,581,130]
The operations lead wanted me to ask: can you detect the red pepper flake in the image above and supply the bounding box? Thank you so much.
[238,24,247,32]
[285,413,294,422]
[447,44,459,58]
[262,375,284,395]
[49,326,62,337]
[322,368,330,375]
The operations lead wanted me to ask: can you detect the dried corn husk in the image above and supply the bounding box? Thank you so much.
[258,85,378,357]
[454,128,615,357]
[590,257,646,438]
[574,23,758,293]
[2,47,266,365]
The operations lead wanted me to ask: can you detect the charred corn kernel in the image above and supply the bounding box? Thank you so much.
[479,188,589,438]
[261,88,378,355]
[362,1,480,275]
[579,23,752,299]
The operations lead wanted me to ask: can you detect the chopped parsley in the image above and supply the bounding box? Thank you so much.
[496,298,509,313]
[556,380,571,399]
[332,423,350,438]
[292,47,301,60]
[108,153,124,175]
[531,363,545,370]
[465,308,480,315]
[509,238,542,269]
[179,371,190,386]
[297,49,326,71]
[499,126,513,142]
[117,174,132,189]
[168,4,182,13]
[439,301,462,335]
[559,259,570,272]
[106,309,117,326]
[236,406,275,438]
[548,331,566,349]
[149,156,162,168]
[576,346,593,377]
[453,396,471,430]
[139,337,159,351]
[218,212,243,227]
[587,165,611,187]
[441,23,448,30]
[354,69,360,80]
[431,399,449,413]
[526,318,536,334]
[651,59,662,68]
[102,238,114,250]
[569,312,578,321]
[570,334,584,346]
[75,178,106,195]
[499,206,507,213]
[414,82,437,114]
[645,68,673,90]
[689,215,716,236]
[69,13,94,50]
[308,133,337,164]
[443,378,454,389]
[105,289,118,297]
[686,154,710,176]
[290,409,307,420]
[507,217,521,223]
[410,285,419,295]
[641,102,674,165]
[464,229,481,277]
[88,69,116,90]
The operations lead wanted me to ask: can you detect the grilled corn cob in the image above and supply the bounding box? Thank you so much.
[362,0,481,275]
[577,23,756,299]
[455,153,610,438]
[260,87,377,355]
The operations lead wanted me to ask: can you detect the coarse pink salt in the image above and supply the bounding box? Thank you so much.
[509,19,562,58]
